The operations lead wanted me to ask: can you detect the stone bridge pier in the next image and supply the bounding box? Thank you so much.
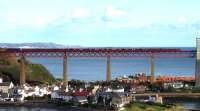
[196,38,200,86]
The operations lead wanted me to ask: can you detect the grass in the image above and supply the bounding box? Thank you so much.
[123,102,188,111]
[28,63,55,84]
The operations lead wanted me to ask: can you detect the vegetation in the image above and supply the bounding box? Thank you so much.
[123,102,187,111]
[27,63,55,84]
[0,54,55,84]
[0,64,20,83]
[147,83,163,92]
[162,86,200,93]
[69,79,86,89]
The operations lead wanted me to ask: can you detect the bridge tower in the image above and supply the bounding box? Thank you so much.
[106,55,111,81]
[20,54,26,86]
[63,51,68,90]
[150,55,155,83]
[196,38,200,86]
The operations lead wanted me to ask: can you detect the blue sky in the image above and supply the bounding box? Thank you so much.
[0,0,200,47]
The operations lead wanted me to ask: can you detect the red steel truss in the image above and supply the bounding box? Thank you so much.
[0,48,196,58]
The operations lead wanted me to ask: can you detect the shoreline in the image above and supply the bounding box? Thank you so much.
[0,97,200,111]
[0,101,113,111]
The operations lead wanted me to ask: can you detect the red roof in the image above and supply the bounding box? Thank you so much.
[157,75,195,82]
[72,91,89,96]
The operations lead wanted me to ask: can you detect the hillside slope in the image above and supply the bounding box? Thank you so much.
[0,53,55,84]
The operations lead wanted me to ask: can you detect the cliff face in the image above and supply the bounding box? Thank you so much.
[0,52,55,84]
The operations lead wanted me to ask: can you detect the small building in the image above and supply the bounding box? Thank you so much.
[72,96,88,106]
[71,90,90,106]
[51,91,61,100]
[91,85,99,95]
[112,88,124,93]
[9,86,25,102]
[96,92,112,106]
[163,81,184,89]
[0,82,14,93]
[0,78,3,83]
[111,92,131,108]
[51,91,72,102]
[0,93,9,101]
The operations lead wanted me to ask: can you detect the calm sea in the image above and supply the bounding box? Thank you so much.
[27,57,195,80]
[25,47,196,80]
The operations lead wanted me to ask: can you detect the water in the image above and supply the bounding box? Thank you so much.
[164,98,200,110]
[0,102,199,110]
[0,106,59,111]
[0,106,94,111]
[27,57,195,80]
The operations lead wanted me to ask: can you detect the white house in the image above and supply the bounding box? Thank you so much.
[51,91,72,102]
[0,78,3,83]
[33,86,50,97]
[112,88,124,93]
[53,85,59,91]
[163,81,184,89]
[92,85,100,95]
[0,82,14,93]
[105,87,112,92]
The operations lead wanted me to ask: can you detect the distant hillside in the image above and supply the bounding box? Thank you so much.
[0,43,82,48]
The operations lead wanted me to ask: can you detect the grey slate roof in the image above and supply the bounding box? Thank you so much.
[0,82,11,86]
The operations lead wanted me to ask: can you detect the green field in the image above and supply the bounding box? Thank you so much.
[123,102,187,111]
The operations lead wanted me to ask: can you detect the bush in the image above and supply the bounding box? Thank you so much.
[25,96,34,100]
[191,86,200,93]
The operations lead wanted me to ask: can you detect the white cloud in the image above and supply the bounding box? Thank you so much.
[176,16,187,24]
[69,8,93,23]
[106,21,152,29]
[71,8,89,19]
[105,5,127,17]
[103,5,127,21]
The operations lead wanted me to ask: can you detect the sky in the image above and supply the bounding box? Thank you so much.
[0,0,200,47]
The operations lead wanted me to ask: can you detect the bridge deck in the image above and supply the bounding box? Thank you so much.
[0,48,196,58]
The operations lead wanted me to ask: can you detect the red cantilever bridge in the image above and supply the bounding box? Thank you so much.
[0,48,197,87]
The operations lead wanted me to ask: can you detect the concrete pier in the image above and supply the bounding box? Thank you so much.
[63,52,68,88]
[20,55,25,86]
[106,55,111,81]
[150,56,155,83]
[196,38,200,86]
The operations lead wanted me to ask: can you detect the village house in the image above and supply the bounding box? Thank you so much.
[71,90,90,105]
[96,91,112,107]
[0,78,14,93]
[163,81,184,89]
[91,85,100,95]
[133,85,146,93]
[72,96,88,106]
[9,86,25,102]
[0,92,9,101]
[111,92,131,108]
[112,87,124,93]
[51,90,72,102]
[34,86,50,97]
[51,91,61,100]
